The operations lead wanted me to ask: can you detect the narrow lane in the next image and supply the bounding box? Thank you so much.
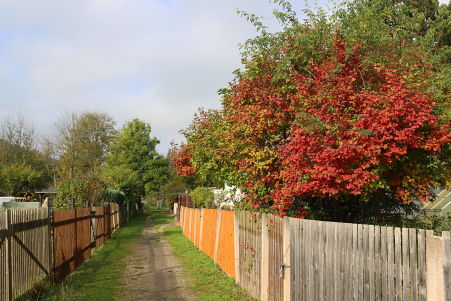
[117,214,201,301]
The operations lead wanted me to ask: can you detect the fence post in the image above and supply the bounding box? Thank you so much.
[283,217,291,301]
[199,208,204,251]
[444,231,451,301]
[48,207,53,284]
[234,210,240,285]
[261,214,269,301]
[5,209,12,301]
[194,209,197,246]
[189,209,193,240]
[214,209,222,264]
[74,209,78,268]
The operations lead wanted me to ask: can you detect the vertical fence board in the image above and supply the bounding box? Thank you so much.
[395,227,402,301]
[381,226,387,301]
[195,209,202,249]
[216,210,235,277]
[322,221,329,301]
[352,224,358,301]
[95,207,105,248]
[402,228,409,300]
[418,229,426,301]
[53,209,76,284]
[375,226,381,301]
[298,219,303,301]
[363,224,369,300]
[410,228,418,301]
[290,218,297,301]
[76,208,91,267]
[444,231,451,301]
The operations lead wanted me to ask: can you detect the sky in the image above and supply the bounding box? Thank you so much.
[0,0,449,155]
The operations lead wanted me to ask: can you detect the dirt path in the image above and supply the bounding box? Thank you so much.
[117,213,201,301]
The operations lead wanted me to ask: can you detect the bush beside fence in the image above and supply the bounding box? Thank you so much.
[180,205,451,301]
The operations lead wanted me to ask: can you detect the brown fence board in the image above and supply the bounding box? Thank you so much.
[111,204,119,232]
[76,208,91,267]
[104,205,111,242]
[95,206,105,248]
[53,209,76,284]
[54,205,117,284]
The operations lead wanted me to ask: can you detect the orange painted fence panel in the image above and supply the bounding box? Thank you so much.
[183,208,190,238]
[189,209,195,243]
[195,209,201,248]
[178,206,235,277]
[216,210,235,277]
[200,208,218,260]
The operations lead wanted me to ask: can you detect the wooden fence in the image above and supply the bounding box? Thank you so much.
[180,206,451,301]
[53,204,119,284]
[0,208,52,301]
[178,193,194,209]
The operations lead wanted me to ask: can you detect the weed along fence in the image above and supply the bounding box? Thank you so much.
[180,206,451,301]
[0,204,120,300]
[0,208,52,301]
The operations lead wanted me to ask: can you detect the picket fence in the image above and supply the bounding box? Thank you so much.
[0,204,120,300]
[0,208,52,301]
[180,206,451,301]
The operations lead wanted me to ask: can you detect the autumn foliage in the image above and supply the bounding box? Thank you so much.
[172,1,451,223]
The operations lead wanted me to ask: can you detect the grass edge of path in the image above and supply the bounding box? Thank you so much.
[163,215,256,301]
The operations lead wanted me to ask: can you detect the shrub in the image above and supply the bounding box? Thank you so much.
[191,187,214,208]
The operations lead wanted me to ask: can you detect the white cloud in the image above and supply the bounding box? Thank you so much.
[0,0,353,154]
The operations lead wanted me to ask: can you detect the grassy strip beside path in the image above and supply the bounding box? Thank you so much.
[163,223,256,301]
[24,209,161,301]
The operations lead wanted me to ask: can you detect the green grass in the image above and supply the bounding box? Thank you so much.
[163,225,256,301]
[22,211,160,301]
[150,209,174,227]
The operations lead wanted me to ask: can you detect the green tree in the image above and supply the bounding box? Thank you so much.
[51,110,117,177]
[53,171,106,210]
[106,118,170,198]
[0,114,50,196]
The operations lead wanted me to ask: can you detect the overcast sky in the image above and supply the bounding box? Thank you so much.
[0,0,449,155]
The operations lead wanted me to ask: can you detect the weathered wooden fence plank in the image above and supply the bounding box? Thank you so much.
[418,229,426,301]
[444,231,451,301]
[402,227,409,301]
[395,227,402,301]
[375,225,381,301]
[410,228,418,301]
[381,226,387,301]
